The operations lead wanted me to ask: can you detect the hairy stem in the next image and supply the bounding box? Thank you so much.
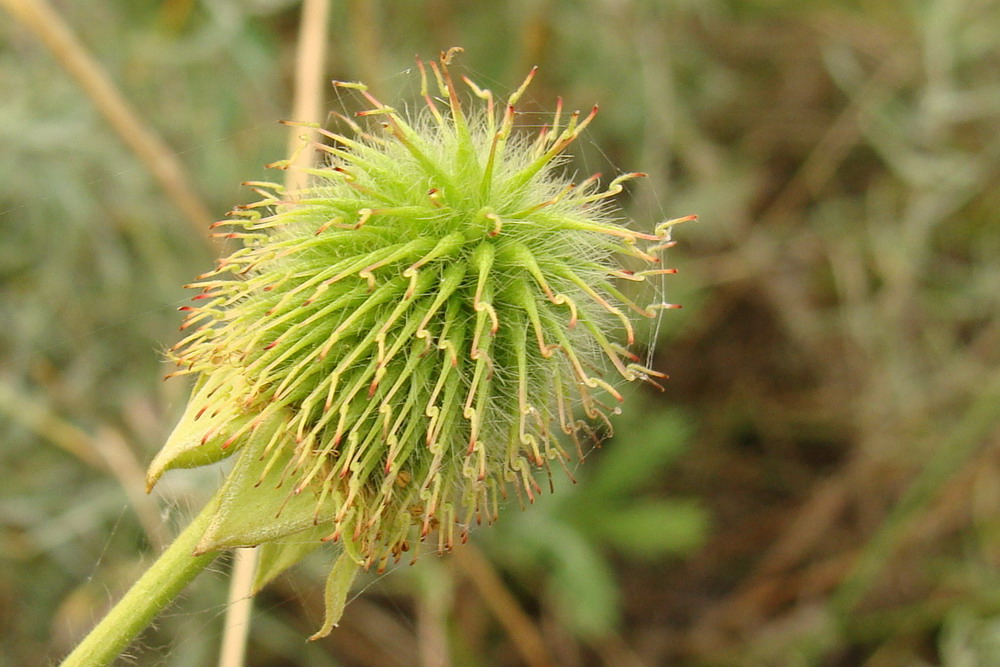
[59,493,222,667]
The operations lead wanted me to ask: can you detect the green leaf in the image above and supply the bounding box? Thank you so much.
[489,513,620,637]
[252,523,330,594]
[545,522,620,638]
[589,408,693,498]
[194,410,342,554]
[590,499,708,559]
[146,378,250,490]
[309,551,362,640]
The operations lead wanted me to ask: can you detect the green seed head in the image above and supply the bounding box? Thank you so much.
[149,49,691,575]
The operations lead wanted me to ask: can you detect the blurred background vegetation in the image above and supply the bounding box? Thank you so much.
[2,0,1000,665]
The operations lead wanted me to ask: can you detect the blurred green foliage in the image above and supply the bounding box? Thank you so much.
[3,0,1000,665]
[486,406,707,638]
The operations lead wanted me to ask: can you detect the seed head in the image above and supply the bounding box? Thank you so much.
[150,49,691,580]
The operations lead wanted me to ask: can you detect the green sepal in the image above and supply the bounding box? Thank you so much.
[309,550,362,640]
[251,524,330,594]
[146,378,250,491]
[194,411,342,555]
[589,499,708,559]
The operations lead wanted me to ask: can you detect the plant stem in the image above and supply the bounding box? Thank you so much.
[0,383,168,549]
[217,547,258,667]
[284,0,331,194]
[60,493,222,667]
[451,544,555,667]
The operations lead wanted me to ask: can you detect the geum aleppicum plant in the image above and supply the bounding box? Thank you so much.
[61,48,693,665]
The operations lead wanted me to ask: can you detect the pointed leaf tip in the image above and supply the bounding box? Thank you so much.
[146,379,249,490]
[309,551,361,640]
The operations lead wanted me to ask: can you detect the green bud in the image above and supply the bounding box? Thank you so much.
[150,48,691,631]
